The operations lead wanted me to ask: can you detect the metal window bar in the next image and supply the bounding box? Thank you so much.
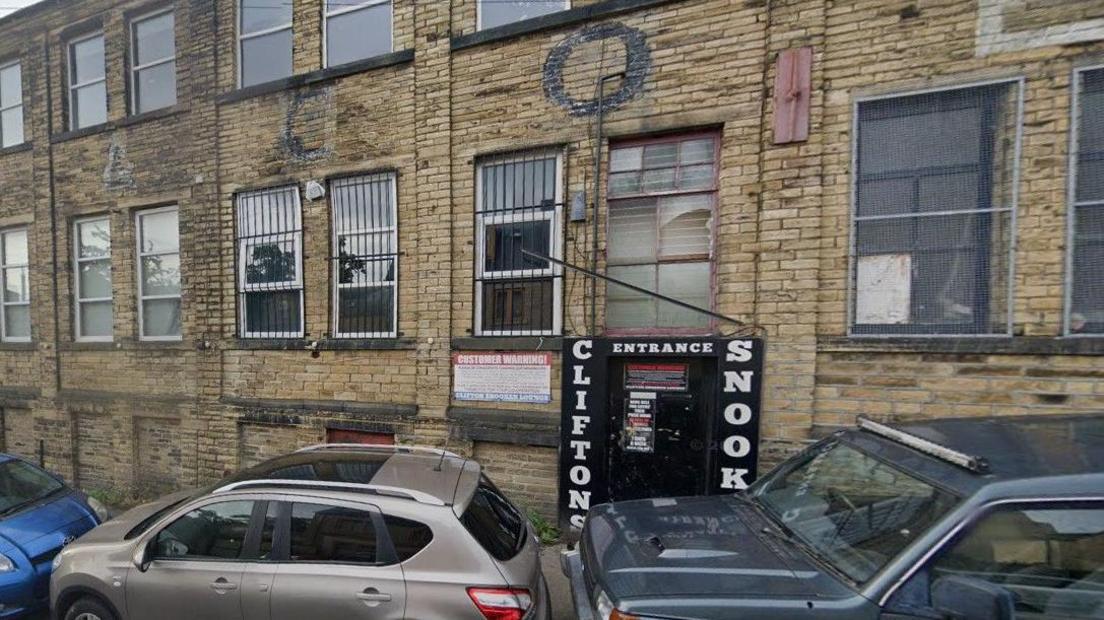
[850,81,1021,336]
[1069,67,1104,335]
[129,9,176,115]
[0,229,30,342]
[330,173,398,338]
[0,61,23,148]
[68,32,106,131]
[236,186,304,338]
[73,217,112,342]
[473,150,564,336]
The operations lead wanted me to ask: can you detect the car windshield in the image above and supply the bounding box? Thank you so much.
[0,459,66,516]
[752,440,959,584]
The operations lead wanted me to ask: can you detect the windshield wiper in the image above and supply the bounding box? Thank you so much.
[0,487,65,518]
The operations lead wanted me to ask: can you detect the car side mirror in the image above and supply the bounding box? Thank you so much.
[931,575,1015,620]
[132,539,154,573]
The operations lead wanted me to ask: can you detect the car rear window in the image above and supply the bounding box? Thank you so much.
[460,475,525,561]
[384,515,433,561]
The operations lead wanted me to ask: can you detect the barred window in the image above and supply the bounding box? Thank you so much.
[478,0,569,30]
[68,33,107,131]
[474,151,563,336]
[324,0,391,68]
[137,207,181,340]
[851,82,1021,335]
[330,173,397,338]
[130,9,176,115]
[1070,68,1104,335]
[236,187,303,338]
[606,134,717,332]
[0,228,29,341]
[74,217,112,341]
[239,0,292,88]
[0,61,23,148]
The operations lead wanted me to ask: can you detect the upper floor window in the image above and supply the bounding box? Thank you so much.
[0,61,24,148]
[330,173,398,338]
[74,216,112,341]
[239,0,293,88]
[474,150,563,336]
[236,186,303,338]
[136,207,181,340]
[606,134,718,333]
[478,0,569,30]
[68,33,107,130]
[324,0,392,68]
[1069,67,1104,335]
[0,228,30,341]
[851,81,1022,336]
[130,9,176,114]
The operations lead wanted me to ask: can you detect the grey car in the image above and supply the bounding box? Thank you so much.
[50,444,550,620]
[563,414,1104,620]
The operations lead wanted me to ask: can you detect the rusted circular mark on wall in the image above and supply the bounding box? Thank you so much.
[542,22,652,117]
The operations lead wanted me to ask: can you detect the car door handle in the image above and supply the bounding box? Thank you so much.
[210,578,239,592]
[356,588,392,605]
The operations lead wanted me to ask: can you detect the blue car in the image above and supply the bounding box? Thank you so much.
[0,454,106,618]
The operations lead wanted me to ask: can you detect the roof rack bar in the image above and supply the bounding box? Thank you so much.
[295,443,460,458]
[213,479,446,506]
[857,417,991,474]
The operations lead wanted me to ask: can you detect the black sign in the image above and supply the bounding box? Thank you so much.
[622,394,656,453]
[625,363,689,391]
[558,337,765,532]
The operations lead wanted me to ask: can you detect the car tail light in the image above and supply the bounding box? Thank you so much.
[466,587,532,620]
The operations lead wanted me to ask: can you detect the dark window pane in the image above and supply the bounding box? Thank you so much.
[71,36,105,84]
[337,286,394,335]
[384,515,433,562]
[134,12,175,66]
[244,240,298,284]
[242,0,292,34]
[483,220,550,272]
[289,503,378,564]
[241,29,292,87]
[244,290,301,335]
[918,172,979,213]
[1072,205,1104,333]
[481,278,553,332]
[859,106,980,175]
[135,61,176,114]
[327,3,391,67]
[461,476,524,561]
[1077,157,1104,204]
[337,238,394,283]
[479,157,557,212]
[154,501,253,560]
[142,298,181,338]
[480,0,564,29]
[73,82,107,129]
[858,177,914,217]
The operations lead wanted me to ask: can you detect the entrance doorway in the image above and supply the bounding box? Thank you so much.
[607,357,713,502]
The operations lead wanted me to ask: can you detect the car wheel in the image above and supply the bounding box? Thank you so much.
[64,596,117,620]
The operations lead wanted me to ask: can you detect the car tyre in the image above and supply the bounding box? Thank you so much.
[64,596,117,620]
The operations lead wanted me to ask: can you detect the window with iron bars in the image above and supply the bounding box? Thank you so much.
[606,133,718,333]
[474,150,563,336]
[330,173,398,338]
[1069,67,1104,335]
[236,186,303,338]
[851,81,1021,336]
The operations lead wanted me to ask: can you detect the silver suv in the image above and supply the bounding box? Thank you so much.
[50,445,550,620]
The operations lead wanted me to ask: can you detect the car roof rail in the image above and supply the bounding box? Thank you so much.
[295,443,461,459]
[213,479,447,506]
[857,416,990,474]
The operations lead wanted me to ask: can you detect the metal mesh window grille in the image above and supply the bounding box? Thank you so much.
[330,173,398,338]
[474,150,563,336]
[606,133,718,332]
[236,186,303,338]
[0,228,30,341]
[1070,68,1104,335]
[136,207,181,341]
[74,217,113,341]
[851,81,1021,335]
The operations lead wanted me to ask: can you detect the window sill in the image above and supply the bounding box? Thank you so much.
[451,0,685,51]
[0,341,35,351]
[451,336,562,351]
[0,142,32,156]
[819,335,1104,356]
[230,337,416,351]
[51,105,190,143]
[51,122,113,144]
[217,49,415,106]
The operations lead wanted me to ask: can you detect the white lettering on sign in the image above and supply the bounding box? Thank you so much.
[572,339,593,360]
[726,340,754,363]
[566,343,595,531]
[575,390,588,411]
[570,514,586,529]
[569,440,590,460]
[724,370,754,393]
[724,403,752,426]
[572,365,591,385]
[720,467,750,490]
[570,465,591,485]
[568,489,591,511]
[723,435,752,458]
[612,341,715,354]
[572,415,590,435]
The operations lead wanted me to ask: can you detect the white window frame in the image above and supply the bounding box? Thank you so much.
[330,173,398,339]
[845,77,1024,338]
[136,206,181,342]
[67,31,107,131]
[1066,64,1104,337]
[73,216,113,343]
[238,0,293,88]
[236,187,304,339]
[0,60,24,148]
[129,8,176,115]
[473,150,564,336]
[322,0,393,69]
[477,0,570,31]
[0,227,30,343]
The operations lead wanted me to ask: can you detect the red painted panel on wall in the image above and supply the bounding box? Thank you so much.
[773,47,813,144]
[326,428,395,445]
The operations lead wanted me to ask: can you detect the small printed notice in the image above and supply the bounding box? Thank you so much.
[623,392,657,453]
[625,363,689,392]
[453,352,552,404]
[856,254,911,325]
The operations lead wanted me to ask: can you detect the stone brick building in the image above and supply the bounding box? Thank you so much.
[0,0,1101,526]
